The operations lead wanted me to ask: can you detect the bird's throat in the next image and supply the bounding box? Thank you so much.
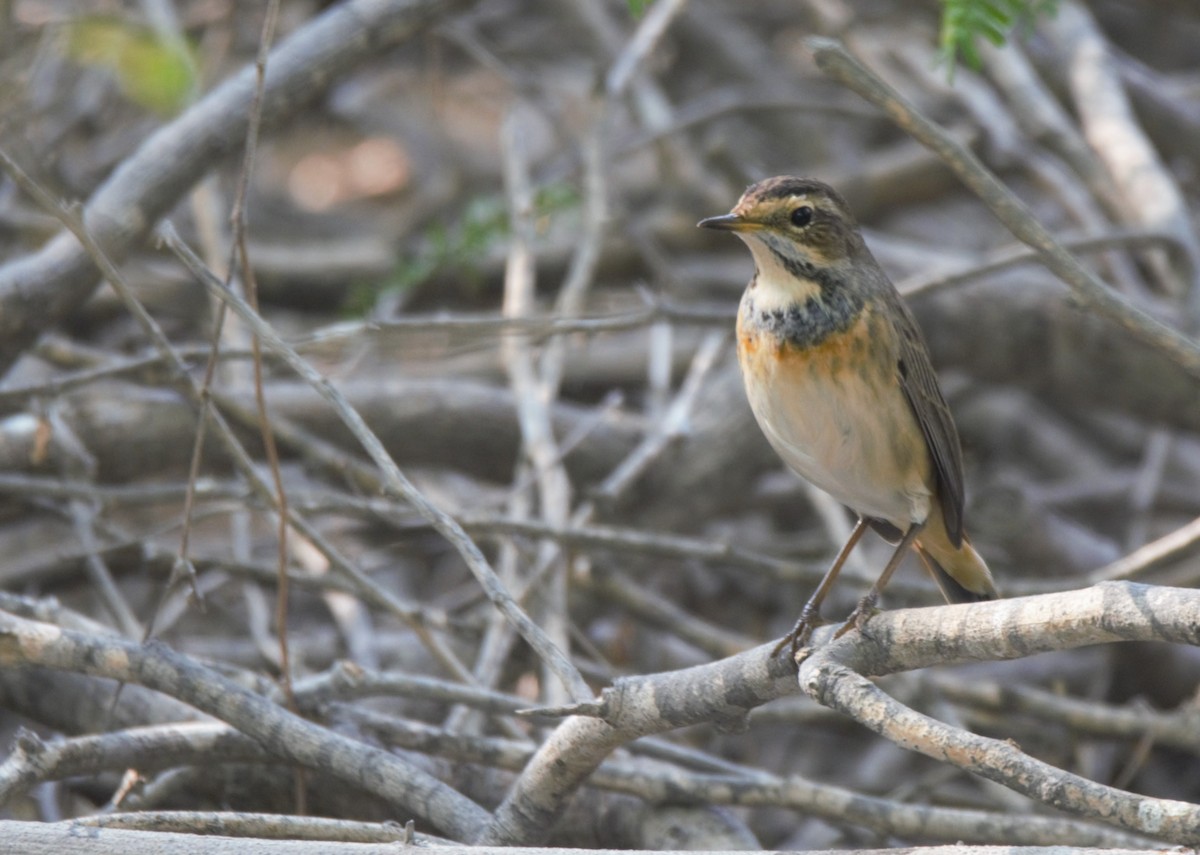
[741,268,864,350]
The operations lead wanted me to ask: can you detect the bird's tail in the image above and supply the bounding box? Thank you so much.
[914,507,997,604]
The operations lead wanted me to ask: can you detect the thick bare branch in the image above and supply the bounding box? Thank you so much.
[0,609,490,839]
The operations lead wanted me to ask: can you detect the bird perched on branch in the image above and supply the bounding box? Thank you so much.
[699,176,997,656]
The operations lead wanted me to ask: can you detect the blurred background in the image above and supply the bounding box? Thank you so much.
[0,0,1197,847]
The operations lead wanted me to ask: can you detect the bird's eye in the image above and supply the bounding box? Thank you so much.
[790,206,813,227]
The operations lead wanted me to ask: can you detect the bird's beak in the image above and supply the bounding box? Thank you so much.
[697,213,761,232]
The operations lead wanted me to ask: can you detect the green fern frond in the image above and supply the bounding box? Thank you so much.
[939,0,1057,75]
[626,0,652,19]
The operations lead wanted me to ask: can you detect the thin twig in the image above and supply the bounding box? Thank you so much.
[899,227,1191,297]
[1091,514,1200,583]
[499,106,578,706]
[606,0,690,98]
[229,0,298,734]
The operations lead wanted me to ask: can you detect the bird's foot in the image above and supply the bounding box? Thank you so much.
[832,592,881,639]
[771,610,826,663]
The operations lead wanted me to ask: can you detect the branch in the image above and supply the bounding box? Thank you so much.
[798,582,1200,844]
[480,583,1200,845]
[0,609,490,839]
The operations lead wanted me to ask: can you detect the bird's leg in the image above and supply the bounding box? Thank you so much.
[772,516,869,659]
[833,520,925,639]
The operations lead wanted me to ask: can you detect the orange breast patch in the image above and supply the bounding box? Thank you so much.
[739,306,875,375]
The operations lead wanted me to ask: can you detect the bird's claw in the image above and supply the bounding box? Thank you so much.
[832,593,881,639]
[772,612,827,663]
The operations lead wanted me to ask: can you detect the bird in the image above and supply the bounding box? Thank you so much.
[698,176,997,656]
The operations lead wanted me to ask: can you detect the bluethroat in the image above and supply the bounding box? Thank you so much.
[699,177,997,656]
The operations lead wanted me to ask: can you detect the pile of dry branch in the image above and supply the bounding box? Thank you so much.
[0,0,1198,853]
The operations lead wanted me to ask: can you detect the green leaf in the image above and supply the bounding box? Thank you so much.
[938,0,1056,76]
[626,0,652,19]
[66,17,197,115]
[351,182,581,314]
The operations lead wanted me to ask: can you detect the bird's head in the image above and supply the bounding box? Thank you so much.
[698,177,865,278]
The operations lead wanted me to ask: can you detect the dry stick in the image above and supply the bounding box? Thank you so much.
[0,719,461,835]
[499,107,578,706]
[509,156,623,681]
[0,824,1162,855]
[1114,52,1200,166]
[237,224,1184,353]
[606,0,690,97]
[580,571,755,658]
[228,0,300,739]
[299,301,730,348]
[40,405,144,638]
[898,227,1189,297]
[979,38,1121,214]
[493,332,734,680]
[1042,0,1200,299]
[1124,428,1172,551]
[807,38,1200,381]
[892,42,1023,163]
[586,771,1152,848]
[797,582,1200,844]
[0,592,115,639]
[504,90,607,711]
[75,812,422,844]
[159,224,592,703]
[1032,4,1198,572]
[65,497,143,640]
[540,97,608,396]
[491,331,734,682]
[590,331,725,505]
[1091,514,1200,583]
[0,610,489,838]
[384,110,549,720]
[459,513,797,579]
[140,0,218,654]
[75,811,422,845]
[294,660,840,807]
[559,0,715,205]
[0,723,270,807]
[290,663,543,716]
[1019,153,1149,296]
[0,340,266,406]
[287,226,1184,368]
[305,488,967,601]
[927,674,1200,756]
[615,89,877,156]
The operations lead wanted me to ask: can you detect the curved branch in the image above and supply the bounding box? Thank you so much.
[798,582,1200,844]
[0,609,490,839]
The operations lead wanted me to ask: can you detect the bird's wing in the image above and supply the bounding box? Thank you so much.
[889,292,965,547]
